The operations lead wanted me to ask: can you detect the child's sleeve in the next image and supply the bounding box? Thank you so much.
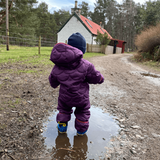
[86,63,104,84]
[49,69,60,88]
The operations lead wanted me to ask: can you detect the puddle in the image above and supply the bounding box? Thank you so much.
[42,106,120,159]
[121,56,160,86]
[140,72,160,86]
[131,71,160,86]
[140,72,160,78]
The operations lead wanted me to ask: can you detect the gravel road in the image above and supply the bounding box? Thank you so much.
[89,53,160,160]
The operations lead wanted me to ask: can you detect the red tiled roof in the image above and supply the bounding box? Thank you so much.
[80,15,112,39]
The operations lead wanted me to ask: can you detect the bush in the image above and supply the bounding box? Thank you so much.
[94,30,110,53]
[135,23,160,53]
[134,23,160,61]
[154,46,160,61]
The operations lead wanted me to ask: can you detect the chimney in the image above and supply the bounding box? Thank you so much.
[75,1,77,8]
[71,1,80,16]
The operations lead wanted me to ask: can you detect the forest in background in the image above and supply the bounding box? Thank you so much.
[0,0,160,51]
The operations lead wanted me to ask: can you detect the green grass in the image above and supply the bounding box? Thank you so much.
[83,52,105,59]
[15,98,20,104]
[0,45,105,65]
[131,52,160,71]
[18,117,25,122]
[142,61,160,70]
[5,98,20,109]
[8,105,16,108]
[17,70,37,74]
[0,45,53,65]
[0,107,4,111]
[0,124,7,129]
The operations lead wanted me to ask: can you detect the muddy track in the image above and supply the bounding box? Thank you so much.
[0,53,160,160]
[89,54,160,160]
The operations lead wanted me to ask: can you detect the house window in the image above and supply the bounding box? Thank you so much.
[85,20,92,28]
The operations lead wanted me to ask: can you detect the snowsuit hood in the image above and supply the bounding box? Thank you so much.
[50,43,83,69]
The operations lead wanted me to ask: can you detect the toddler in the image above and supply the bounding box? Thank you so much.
[49,32,104,135]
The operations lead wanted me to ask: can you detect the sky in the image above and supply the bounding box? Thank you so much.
[37,0,151,13]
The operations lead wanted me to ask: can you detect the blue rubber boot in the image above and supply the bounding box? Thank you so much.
[57,122,68,133]
[77,130,87,136]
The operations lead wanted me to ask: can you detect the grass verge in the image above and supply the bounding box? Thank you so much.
[130,52,160,72]
[0,45,105,65]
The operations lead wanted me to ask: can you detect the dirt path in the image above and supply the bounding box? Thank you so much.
[0,53,160,160]
[89,53,160,160]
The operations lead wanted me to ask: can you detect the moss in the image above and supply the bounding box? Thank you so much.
[0,124,7,130]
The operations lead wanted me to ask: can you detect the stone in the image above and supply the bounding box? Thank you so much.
[136,135,144,139]
[119,118,125,122]
[121,134,127,140]
[122,129,129,132]
[130,149,137,154]
[152,133,160,138]
[132,144,138,148]
[28,130,34,138]
[120,125,125,128]
[23,111,27,117]
[131,125,140,129]
[19,147,24,150]
[120,143,124,147]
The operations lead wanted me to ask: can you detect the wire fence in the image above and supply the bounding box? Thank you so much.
[0,35,56,47]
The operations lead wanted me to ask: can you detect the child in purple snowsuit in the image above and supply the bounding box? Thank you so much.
[49,32,104,135]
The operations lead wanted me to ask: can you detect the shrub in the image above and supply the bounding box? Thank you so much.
[154,46,160,61]
[134,23,160,61]
[135,23,160,54]
[94,30,110,53]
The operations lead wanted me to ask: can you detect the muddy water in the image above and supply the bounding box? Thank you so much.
[42,106,120,159]
[140,72,160,78]
[121,56,160,86]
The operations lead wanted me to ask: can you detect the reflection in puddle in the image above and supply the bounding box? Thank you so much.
[42,106,120,159]
[51,133,88,159]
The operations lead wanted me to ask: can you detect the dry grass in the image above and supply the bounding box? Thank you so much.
[135,23,160,53]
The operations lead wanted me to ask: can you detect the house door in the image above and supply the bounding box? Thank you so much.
[113,40,118,54]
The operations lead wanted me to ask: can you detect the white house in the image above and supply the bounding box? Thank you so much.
[57,1,126,54]
[57,13,113,45]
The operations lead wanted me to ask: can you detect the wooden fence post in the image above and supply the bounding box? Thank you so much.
[6,0,9,51]
[91,44,92,52]
[38,36,41,54]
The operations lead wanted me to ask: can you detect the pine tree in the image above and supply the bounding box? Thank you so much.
[78,1,90,18]
[0,0,39,43]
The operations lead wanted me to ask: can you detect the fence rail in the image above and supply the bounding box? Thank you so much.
[0,35,56,47]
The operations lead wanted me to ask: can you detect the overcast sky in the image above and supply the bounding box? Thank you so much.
[37,0,151,13]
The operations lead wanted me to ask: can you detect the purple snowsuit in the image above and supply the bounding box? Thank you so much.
[49,43,104,132]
